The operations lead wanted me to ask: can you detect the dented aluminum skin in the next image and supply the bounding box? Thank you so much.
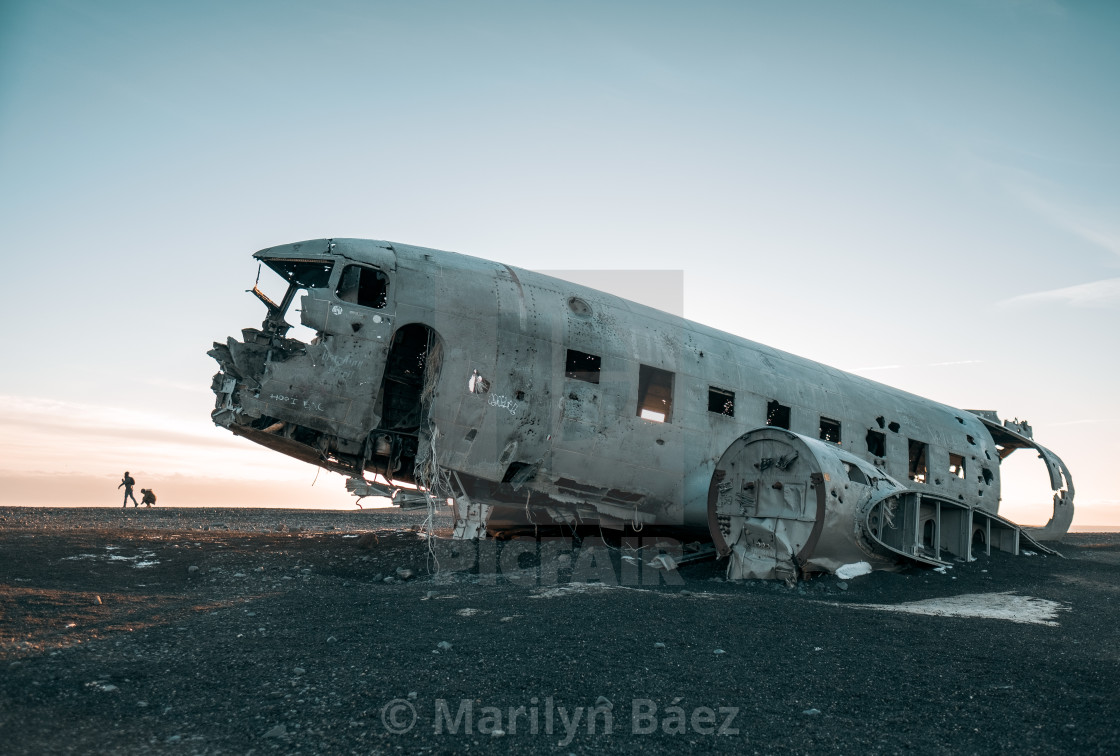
[209,238,1073,581]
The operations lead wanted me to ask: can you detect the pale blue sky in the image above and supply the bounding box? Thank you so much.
[1,0,1117,523]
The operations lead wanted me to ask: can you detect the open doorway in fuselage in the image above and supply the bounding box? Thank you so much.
[369,324,442,486]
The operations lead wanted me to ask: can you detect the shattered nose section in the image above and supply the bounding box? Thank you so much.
[207,322,383,478]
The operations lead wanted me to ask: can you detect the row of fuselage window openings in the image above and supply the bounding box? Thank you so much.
[564,348,965,484]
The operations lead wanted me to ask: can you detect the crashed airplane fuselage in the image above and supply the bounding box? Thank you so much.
[209,238,1074,580]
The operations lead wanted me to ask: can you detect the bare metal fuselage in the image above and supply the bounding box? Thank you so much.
[209,238,1073,579]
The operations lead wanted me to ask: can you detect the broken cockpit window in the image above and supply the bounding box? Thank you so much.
[336,265,388,309]
[265,259,335,289]
[254,258,336,337]
[637,365,674,423]
[565,350,602,384]
[708,387,735,417]
[908,439,929,483]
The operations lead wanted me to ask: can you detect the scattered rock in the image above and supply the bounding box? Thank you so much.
[837,581,849,591]
[654,642,666,649]
[436,641,453,651]
[395,567,415,580]
[262,724,287,738]
[713,649,726,655]
[803,708,821,716]
[187,566,199,574]
[293,667,306,676]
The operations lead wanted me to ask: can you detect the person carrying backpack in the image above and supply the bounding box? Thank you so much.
[119,471,139,507]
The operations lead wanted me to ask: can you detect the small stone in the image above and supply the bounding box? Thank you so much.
[166,735,181,742]
[233,572,247,578]
[712,649,726,655]
[326,636,337,643]
[437,641,453,651]
[262,724,287,738]
[371,573,385,582]
[680,589,692,596]
[491,729,505,737]
[653,642,666,649]
[293,667,306,676]
[395,567,415,580]
[837,582,848,591]
[187,566,199,574]
[383,576,396,584]
[137,701,148,707]
[407,691,418,700]
[803,708,821,716]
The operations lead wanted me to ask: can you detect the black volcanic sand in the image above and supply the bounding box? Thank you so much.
[1,507,1117,755]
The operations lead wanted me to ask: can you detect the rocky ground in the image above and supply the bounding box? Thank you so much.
[1,506,1118,755]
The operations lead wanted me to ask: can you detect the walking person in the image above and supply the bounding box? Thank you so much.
[119,471,139,507]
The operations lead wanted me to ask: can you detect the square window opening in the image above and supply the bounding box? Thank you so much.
[820,417,841,444]
[908,439,929,484]
[949,453,966,479]
[637,365,674,423]
[565,349,602,384]
[708,387,735,417]
[766,400,790,429]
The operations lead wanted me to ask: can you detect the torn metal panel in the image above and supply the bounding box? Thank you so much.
[967,411,1075,541]
[208,237,1075,581]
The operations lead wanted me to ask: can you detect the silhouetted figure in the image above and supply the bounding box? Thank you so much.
[119,471,139,507]
[140,488,157,508]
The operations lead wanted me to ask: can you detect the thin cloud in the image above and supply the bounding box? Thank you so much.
[998,277,1120,309]
[0,394,314,481]
[928,360,983,367]
[848,364,903,373]
[1043,418,1107,427]
[849,360,982,372]
[1012,185,1120,258]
